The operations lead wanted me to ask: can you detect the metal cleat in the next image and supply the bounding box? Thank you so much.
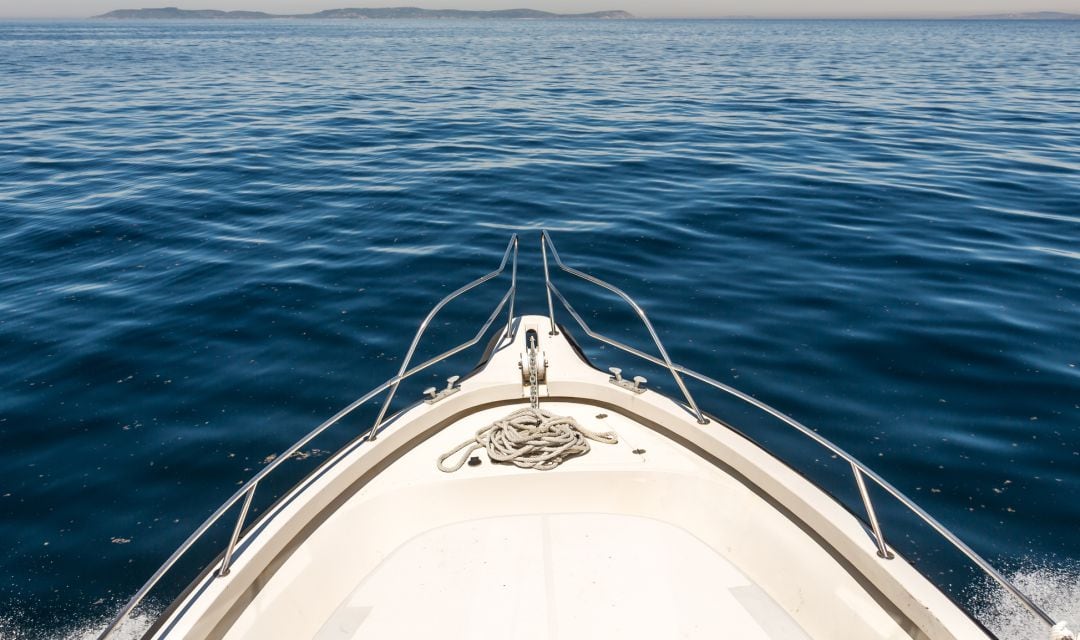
[609,367,646,394]
[424,375,461,404]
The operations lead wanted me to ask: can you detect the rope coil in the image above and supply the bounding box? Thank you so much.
[438,407,617,472]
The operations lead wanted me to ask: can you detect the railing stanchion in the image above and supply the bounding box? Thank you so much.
[853,464,893,559]
[368,385,396,442]
[218,482,257,577]
[542,232,558,335]
[507,236,518,339]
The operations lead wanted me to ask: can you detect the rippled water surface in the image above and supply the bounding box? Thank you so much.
[0,19,1077,639]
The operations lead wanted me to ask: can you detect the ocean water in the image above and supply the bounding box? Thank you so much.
[0,18,1077,639]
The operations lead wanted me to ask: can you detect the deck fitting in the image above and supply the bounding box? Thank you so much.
[609,367,647,394]
[424,376,461,404]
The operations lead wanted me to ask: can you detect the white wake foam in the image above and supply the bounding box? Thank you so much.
[0,604,157,640]
[972,563,1080,640]
[1,566,1076,639]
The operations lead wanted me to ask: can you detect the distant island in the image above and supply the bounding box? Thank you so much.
[710,11,1080,20]
[95,6,633,19]
[91,7,1080,20]
[959,11,1079,20]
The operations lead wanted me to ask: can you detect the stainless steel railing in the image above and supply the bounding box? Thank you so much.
[97,235,519,640]
[100,230,1056,637]
[540,229,1056,630]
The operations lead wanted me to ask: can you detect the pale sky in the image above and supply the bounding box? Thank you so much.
[2,0,1079,19]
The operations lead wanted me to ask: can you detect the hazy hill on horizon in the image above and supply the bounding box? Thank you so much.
[960,11,1079,19]
[92,7,1080,20]
[95,6,634,19]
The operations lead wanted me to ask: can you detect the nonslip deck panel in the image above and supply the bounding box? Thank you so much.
[313,513,813,640]
[211,401,931,639]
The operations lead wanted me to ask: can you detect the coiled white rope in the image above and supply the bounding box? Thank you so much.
[438,407,617,472]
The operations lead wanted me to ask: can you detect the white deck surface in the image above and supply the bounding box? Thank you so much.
[314,512,809,640]
[226,400,824,640]
[164,317,986,640]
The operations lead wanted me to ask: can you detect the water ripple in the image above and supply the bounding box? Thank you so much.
[0,18,1077,639]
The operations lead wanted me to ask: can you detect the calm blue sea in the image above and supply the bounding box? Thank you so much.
[0,18,1077,639]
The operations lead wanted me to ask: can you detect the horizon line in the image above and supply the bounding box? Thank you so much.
[2,9,1078,20]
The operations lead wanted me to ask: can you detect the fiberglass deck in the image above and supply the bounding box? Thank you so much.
[314,512,811,640]
[220,400,849,639]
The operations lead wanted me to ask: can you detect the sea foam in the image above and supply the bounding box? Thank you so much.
[973,563,1080,640]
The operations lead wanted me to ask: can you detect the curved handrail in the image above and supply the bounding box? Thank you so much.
[541,230,706,424]
[97,235,519,640]
[540,230,1056,630]
[369,236,518,439]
